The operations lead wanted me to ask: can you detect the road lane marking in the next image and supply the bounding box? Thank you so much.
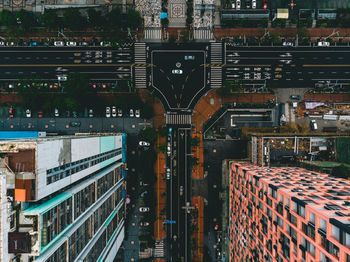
[0,64,133,67]
[303,64,350,67]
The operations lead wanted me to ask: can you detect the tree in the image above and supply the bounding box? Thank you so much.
[157,143,167,153]
[158,126,168,137]
[16,9,34,31]
[0,10,16,26]
[87,9,105,28]
[270,32,281,45]
[107,7,122,28]
[169,35,176,44]
[191,136,200,147]
[64,97,81,111]
[219,80,233,96]
[297,27,310,38]
[40,9,58,28]
[63,72,89,107]
[127,9,143,29]
[332,164,349,179]
[189,156,199,167]
[139,127,157,143]
[63,8,86,30]
[142,104,154,119]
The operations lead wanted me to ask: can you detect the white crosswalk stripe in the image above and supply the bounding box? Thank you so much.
[144,28,162,40]
[134,43,147,88]
[166,114,192,125]
[210,42,223,88]
[154,240,165,258]
[193,28,214,40]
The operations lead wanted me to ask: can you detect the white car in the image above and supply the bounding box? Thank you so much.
[139,141,150,146]
[135,109,140,118]
[236,0,241,9]
[117,108,122,117]
[54,41,64,47]
[112,106,117,117]
[0,41,5,46]
[166,168,171,179]
[26,109,31,118]
[172,69,183,74]
[283,42,293,47]
[58,75,67,81]
[54,108,59,117]
[100,41,111,47]
[106,107,111,118]
[231,2,235,8]
[317,41,330,47]
[67,41,76,47]
[252,0,256,8]
[140,222,150,226]
[129,109,134,117]
[139,207,150,212]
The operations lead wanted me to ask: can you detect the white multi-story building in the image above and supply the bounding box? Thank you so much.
[0,134,127,262]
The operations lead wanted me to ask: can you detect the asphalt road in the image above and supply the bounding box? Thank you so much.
[166,127,192,262]
[225,46,350,88]
[0,47,133,81]
[148,43,211,112]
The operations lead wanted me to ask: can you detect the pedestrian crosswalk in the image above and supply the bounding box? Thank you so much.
[193,28,214,40]
[210,42,223,88]
[166,114,192,125]
[134,43,147,89]
[144,28,162,40]
[154,240,165,258]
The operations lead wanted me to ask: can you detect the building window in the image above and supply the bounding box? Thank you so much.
[310,211,315,224]
[320,218,327,232]
[332,225,340,241]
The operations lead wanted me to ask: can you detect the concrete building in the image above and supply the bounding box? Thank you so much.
[0,134,127,262]
[229,162,350,262]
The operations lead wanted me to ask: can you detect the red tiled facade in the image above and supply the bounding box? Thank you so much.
[229,162,350,262]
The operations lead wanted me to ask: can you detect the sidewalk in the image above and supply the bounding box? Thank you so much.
[192,131,204,180]
[304,92,350,102]
[154,135,167,242]
[191,196,204,262]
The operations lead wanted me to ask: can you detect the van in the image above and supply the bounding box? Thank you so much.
[54,41,64,47]
[310,120,318,130]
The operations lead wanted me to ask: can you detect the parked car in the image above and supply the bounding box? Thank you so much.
[88,109,94,118]
[252,0,256,8]
[58,75,67,81]
[290,95,301,100]
[54,108,59,117]
[180,186,184,196]
[318,41,330,47]
[139,207,150,212]
[166,168,171,179]
[139,141,150,146]
[100,41,111,47]
[236,0,241,9]
[283,42,293,46]
[80,41,89,46]
[135,109,140,118]
[263,2,267,9]
[129,109,134,117]
[70,121,81,127]
[38,110,43,118]
[54,41,64,47]
[310,120,318,130]
[66,41,76,47]
[72,111,77,118]
[172,69,183,74]
[140,222,150,226]
[26,109,31,118]
[117,108,123,117]
[106,107,111,118]
[112,106,117,117]
[0,41,5,46]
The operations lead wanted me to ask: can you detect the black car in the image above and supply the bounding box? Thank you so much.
[70,121,81,127]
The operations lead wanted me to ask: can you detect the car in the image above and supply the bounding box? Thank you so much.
[26,109,31,118]
[38,110,43,118]
[290,95,301,100]
[100,41,111,47]
[318,41,330,47]
[180,186,184,196]
[8,107,14,118]
[8,84,14,89]
[231,2,235,8]
[129,109,134,117]
[80,42,89,46]
[54,41,64,47]
[172,69,183,74]
[0,41,5,46]
[140,222,150,226]
[66,111,70,118]
[106,107,111,118]
[117,108,123,117]
[66,41,76,47]
[139,141,151,146]
[112,106,117,117]
[58,75,67,81]
[6,42,15,46]
[88,109,94,117]
[54,108,59,117]
[72,111,77,118]
[236,0,241,9]
[252,0,256,8]
[135,109,140,118]
[283,42,293,46]
[70,121,81,127]
[184,55,195,60]
[166,168,171,179]
[139,207,150,212]
[29,42,37,46]
[310,120,318,130]
[263,2,267,9]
